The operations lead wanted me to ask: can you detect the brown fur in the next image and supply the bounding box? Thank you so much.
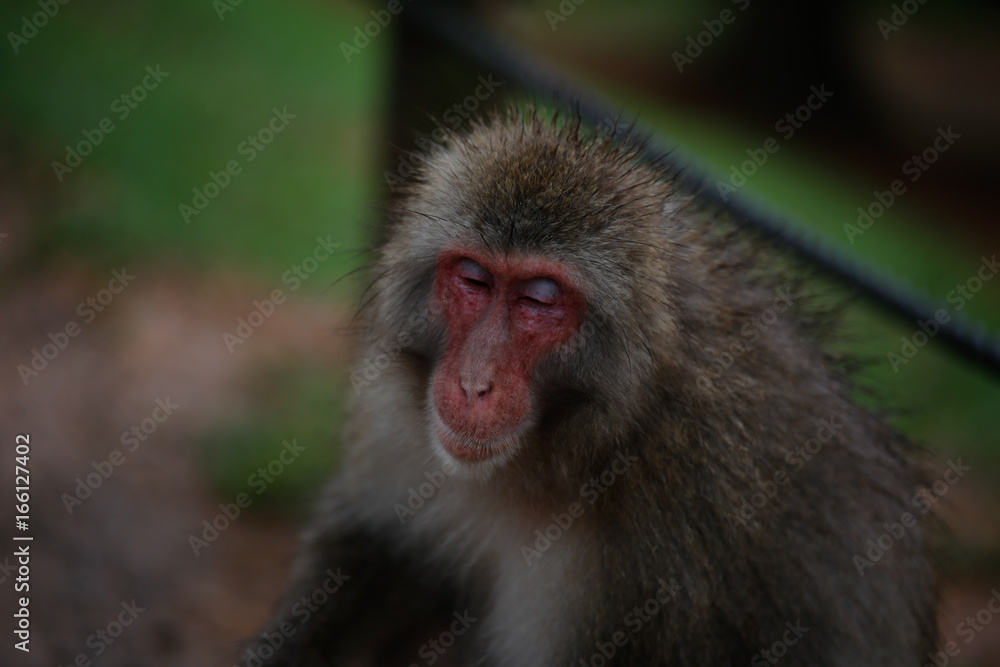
[248,108,936,666]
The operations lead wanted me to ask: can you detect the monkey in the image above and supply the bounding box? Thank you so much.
[244,108,936,666]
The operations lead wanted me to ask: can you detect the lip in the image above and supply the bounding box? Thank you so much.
[432,411,512,463]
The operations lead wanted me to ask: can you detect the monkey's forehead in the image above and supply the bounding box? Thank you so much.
[408,118,677,256]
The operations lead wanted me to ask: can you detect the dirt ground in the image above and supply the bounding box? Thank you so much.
[1,260,999,666]
[0,263,346,666]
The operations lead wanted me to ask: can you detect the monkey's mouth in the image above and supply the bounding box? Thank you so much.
[431,411,517,464]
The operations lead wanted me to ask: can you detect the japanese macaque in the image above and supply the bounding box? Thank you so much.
[246,109,935,666]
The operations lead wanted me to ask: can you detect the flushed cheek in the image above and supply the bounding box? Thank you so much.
[431,368,467,427]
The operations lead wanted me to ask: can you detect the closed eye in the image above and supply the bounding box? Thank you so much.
[454,258,493,290]
[519,277,561,306]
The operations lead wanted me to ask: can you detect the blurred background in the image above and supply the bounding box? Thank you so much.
[0,0,998,665]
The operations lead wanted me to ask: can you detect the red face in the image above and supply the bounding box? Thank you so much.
[430,250,585,464]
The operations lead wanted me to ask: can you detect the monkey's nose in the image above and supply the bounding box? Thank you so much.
[459,376,493,402]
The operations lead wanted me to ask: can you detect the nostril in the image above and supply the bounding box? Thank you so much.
[460,376,492,401]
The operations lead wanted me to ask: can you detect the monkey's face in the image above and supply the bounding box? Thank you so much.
[378,113,677,478]
[428,249,585,466]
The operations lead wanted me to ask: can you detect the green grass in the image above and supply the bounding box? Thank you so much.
[0,0,386,288]
[0,0,386,499]
[197,363,347,512]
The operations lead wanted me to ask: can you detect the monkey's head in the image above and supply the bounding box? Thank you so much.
[372,110,688,477]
